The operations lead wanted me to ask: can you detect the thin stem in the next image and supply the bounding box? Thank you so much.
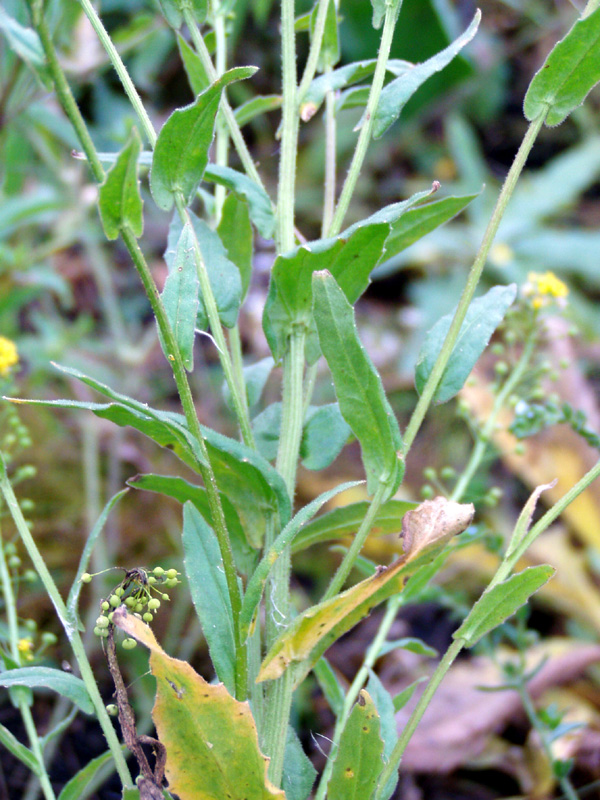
[275,328,306,497]
[297,0,330,102]
[264,668,294,786]
[277,0,298,253]
[375,637,464,797]
[20,706,57,800]
[213,10,229,218]
[183,8,266,191]
[403,112,546,454]
[451,333,538,502]
[327,2,399,237]
[321,71,337,236]
[323,481,388,600]
[314,595,402,800]
[174,195,255,449]
[77,0,156,147]
[0,457,133,788]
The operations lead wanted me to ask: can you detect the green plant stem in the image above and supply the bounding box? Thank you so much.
[229,325,249,411]
[327,2,399,237]
[277,0,298,253]
[276,328,306,498]
[77,0,156,146]
[314,594,403,800]
[213,10,229,218]
[451,333,538,502]
[174,194,255,448]
[375,637,464,797]
[321,71,337,236]
[324,481,388,600]
[402,111,546,454]
[297,0,330,102]
[516,680,579,800]
[0,457,133,789]
[28,5,247,700]
[183,8,266,191]
[263,667,294,786]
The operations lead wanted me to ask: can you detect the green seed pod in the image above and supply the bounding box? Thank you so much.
[24,619,37,632]
[81,573,92,584]
[125,597,136,608]
[109,595,121,607]
[422,467,437,482]
[115,587,125,597]
[134,603,144,613]
[41,632,57,645]
[143,613,153,623]
[101,601,110,612]
[420,484,434,500]
[165,568,178,580]
[148,598,160,611]
[122,638,137,650]
[8,555,22,569]
[494,361,508,376]
[148,576,157,585]
[106,704,118,717]
[153,567,165,577]
[440,466,456,481]
[165,578,178,588]
[96,615,109,629]
[162,594,170,601]
[93,626,103,637]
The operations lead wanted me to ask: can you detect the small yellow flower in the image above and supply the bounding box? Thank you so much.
[523,271,568,310]
[17,638,34,661]
[0,337,19,377]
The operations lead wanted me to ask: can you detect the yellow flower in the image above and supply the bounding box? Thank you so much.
[0,337,18,377]
[17,638,34,661]
[523,271,568,310]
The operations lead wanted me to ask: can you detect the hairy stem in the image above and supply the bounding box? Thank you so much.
[277,0,298,253]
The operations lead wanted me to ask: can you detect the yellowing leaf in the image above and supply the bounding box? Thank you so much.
[113,608,285,800]
[257,498,473,683]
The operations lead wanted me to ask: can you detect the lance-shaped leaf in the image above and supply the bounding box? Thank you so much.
[151,66,257,210]
[57,749,122,800]
[415,284,517,405]
[127,473,256,574]
[98,127,143,240]
[218,193,253,300]
[0,667,93,714]
[0,722,40,776]
[158,0,207,30]
[204,164,275,239]
[182,503,236,693]
[524,6,600,127]
[366,671,398,800]
[311,0,339,72]
[165,210,241,331]
[234,94,282,127]
[177,34,209,93]
[372,11,481,138]
[257,498,473,683]
[312,271,403,497]
[282,727,317,800]
[239,481,362,642]
[160,223,199,370]
[113,608,285,800]
[327,690,384,800]
[454,565,555,647]
[291,498,416,553]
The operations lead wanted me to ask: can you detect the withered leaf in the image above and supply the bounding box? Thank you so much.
[401,497,475,559]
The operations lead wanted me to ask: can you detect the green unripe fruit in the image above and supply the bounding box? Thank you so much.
[5,543,17,556]
[153,567,165,577]
[20,499,34,512]
[24,619,37,632]
[99,628,109,637]
[109,595,120,607]
[148,598,160,610]
[440,466,456,481]
[422,467,437,482]
[115,587,125,597]
[420,485,434,500]
[134,603,144,613]
[494,361,508,376]
[106,704,118,717]
[41,632,57,645]
[101,601,110,612]
[81,573,92,584]
[148,576,157,585]
[125,597,136,608]
[108,612,114,623]
[166,569,178,579]
[23,570,37,583]
[143,613,153,623]
[162,594,169,601]
[490,343,504,355]
[122,638,137,650]
[8,555,22,568]
[93,626,103,637]
[165,578,178,588]
[96,615,109,629]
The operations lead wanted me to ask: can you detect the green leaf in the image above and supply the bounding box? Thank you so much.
[370,0,387,30]
[160,223,199,370]
[263,223,390,362]
[182,503,236,693]
[0,7,44,68]
[177,34,209,94]
[377,637,437,658]
[372,11,481,138]
[524,6,600,127]
[454,565,555,647]
[0,667,94,714]
[300,58,410,119]
[127,473,256,575]
[301,404,351,470]
[157,0,207,29]
[113,610,285,800]
[218,193,253,299]
[151,67,257,210]
[291,498,416,553]
[0,721,40,776]
[252,402,282,461]
[239,481,362,641]
[67,489,128,628]
[415,283,517,404]
[58,749,120,800]
[166,209,241,330]
[366,671,398,800]
[327,690,384,800]
[234,94,282,127]
[381,192,480,264]
[282,726,317,800]
[223,356,274,413]
[98,127,143,240]
[313,657,345,717]
[204,164,275,239]
[312,271,403,497]
[392,677,427,712]
[311,0,339,71]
